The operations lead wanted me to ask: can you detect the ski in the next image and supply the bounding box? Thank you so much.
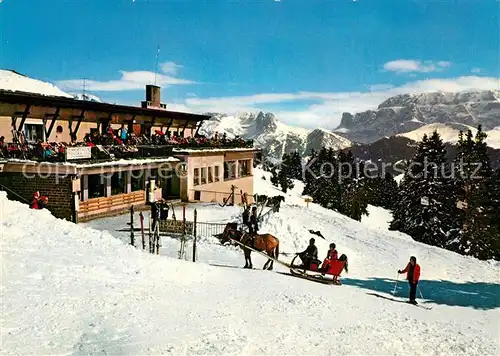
[367,293,432,309]
[407,301,433,310]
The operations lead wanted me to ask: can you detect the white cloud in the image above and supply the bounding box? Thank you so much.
[160,61,183,75]
[175,76,499,130]
[56,61,194,91]
[383,59,452,73]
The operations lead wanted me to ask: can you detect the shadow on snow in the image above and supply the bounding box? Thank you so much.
[342,277,500,310]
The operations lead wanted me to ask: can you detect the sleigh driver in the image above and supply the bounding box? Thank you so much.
[297,238,321,269]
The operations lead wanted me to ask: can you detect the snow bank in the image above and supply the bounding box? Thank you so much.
[0,69,72,98]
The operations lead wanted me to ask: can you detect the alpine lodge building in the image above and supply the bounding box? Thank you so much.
[0,84,259,222]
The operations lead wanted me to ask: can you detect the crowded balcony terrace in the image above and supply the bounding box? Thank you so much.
[0,129,254,163]
[0,89,254,164]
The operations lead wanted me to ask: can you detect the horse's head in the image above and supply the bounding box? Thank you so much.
[220,226,242,245]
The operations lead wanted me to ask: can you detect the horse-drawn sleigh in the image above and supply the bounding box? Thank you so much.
[216,223,348,285]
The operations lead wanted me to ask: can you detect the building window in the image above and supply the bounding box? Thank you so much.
[111,172,126,195]
[239,160,251,177]
[24,124,44,143]
[224,161,236,180]
[193,168,200,186]
[208,167,213,183]
[201,167,207,185]
[131,171,144,192]
[88,174,105,198]
[194,191,201,201]
[214,166,220,182]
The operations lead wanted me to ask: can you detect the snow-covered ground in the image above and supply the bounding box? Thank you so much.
[398,122,500,149]
[1,168,499,355]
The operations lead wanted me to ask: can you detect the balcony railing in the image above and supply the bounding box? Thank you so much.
[0,133,254,164]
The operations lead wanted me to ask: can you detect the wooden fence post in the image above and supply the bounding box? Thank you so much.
[148,212,153,253]
[193,209,197,262]
[139,212,145,250]
[130,205,135,246]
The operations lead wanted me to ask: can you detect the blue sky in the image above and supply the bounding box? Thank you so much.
[0,0,498,128]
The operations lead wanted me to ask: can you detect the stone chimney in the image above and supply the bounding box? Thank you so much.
[146,85,161,107]
[141,85,167,110]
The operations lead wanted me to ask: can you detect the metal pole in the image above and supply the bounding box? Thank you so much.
[392,274,399,295]
[130,205,135,246]
[140,212,145,250]
[148,212,153,253]
[193,209,197,262]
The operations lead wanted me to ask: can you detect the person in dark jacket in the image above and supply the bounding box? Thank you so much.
[242,206,251,233]
[250,206,258,234]
[398,256,421,304]
[298,238,318,269]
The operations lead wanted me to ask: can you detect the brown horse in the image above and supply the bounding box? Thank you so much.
[221,228,280,270]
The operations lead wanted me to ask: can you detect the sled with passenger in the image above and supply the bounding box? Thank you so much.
[288,253,348,285]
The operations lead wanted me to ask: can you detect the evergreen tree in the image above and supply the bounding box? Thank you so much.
[390,131,458,248]
[337,150,368,221]
[364,172,399,210]
[288,151,303,181]
[454,126,498,260]
[270,153,295,193]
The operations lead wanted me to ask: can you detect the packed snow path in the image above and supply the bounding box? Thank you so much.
[1,169,499,355]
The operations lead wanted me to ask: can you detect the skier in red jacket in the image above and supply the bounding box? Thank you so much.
[30,191,41,209]
[398,256,421,304]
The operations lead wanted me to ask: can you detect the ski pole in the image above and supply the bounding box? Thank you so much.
[417,285,424,299]
[392,274,399,295]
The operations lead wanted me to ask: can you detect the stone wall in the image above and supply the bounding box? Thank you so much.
[0,172,75,221]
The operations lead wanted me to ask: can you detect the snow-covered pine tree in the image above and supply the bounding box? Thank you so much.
[286,150,303,181]
[270,163,280,187]
[364,172,399,210]
[486,169,500,259]
[454,126,497,260]
[302,149,319,197]
[272,153,295,193]
[337,150,368,221]
[390,131,457,248]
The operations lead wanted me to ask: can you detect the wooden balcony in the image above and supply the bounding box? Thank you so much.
[78,190,146,221]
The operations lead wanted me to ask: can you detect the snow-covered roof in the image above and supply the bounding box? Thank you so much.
[0,69,73,98]
[173,147,258,154]
[6,157,180,169]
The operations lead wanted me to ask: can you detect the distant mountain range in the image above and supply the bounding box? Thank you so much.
[334,90,500,144]
[198,112,352,161]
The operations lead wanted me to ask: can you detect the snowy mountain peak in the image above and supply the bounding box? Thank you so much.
[336,90,500,144]
[378,90,500,109]
[200,112,351,160]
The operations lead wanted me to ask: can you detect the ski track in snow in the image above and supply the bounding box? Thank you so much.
[1,168,499,355]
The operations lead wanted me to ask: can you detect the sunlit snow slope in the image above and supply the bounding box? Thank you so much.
[1,170,499,355]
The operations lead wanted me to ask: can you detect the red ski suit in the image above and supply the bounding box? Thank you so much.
[321,249,338,270]
[400,262,421,283]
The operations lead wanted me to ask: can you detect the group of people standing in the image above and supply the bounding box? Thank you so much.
[242,205,259,234]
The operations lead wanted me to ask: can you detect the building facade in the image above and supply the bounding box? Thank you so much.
[0,85,258,222]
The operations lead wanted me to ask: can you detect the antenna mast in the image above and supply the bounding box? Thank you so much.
[82,78,87,101]
[154,45,160,86]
